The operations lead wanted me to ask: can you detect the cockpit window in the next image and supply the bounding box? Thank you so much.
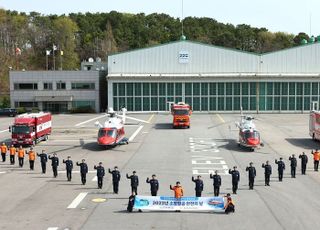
[98,129,116,138]
[244,130,259,139]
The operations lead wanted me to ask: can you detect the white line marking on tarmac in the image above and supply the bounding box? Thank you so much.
[129,125,144,142]
[47,227,58,230]
[92,176,97,181]
[75,115,106,127]
[67,192,88,209]
[0,129,8,133]
[0,171,6,174]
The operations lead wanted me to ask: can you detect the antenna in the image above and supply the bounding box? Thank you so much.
[181,0,184,37]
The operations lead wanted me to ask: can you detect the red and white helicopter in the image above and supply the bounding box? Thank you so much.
[95,108,149,148]
[235,110,263,151]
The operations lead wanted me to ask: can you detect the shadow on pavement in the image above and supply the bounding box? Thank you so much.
[153,123,174,130]
[285,138,319,150]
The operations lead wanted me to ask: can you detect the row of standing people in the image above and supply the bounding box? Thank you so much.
[229,151,319,194]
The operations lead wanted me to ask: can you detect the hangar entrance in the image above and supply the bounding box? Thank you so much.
[111,82,319,113]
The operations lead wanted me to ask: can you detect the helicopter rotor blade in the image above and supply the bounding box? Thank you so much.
[117,114,150,124]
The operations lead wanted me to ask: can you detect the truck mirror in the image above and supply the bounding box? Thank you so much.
[33,127,35,132]
[8,126,11,132]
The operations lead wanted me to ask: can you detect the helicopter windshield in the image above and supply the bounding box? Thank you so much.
[244,130,260,139]
[98,129,116,138]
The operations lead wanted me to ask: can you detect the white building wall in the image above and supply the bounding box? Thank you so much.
[10,71,100,112]
[108,41,259,74]
[261,43,320,73]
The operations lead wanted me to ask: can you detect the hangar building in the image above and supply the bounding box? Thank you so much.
[107,39,320,113]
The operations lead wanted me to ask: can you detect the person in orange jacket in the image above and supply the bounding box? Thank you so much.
[170,181,184,198]
[27,147,36,170]
[311,149,320,171]
[17,146,25,167]
[224,193,235,214]
[1,142,8,162]
[9,145,16,165]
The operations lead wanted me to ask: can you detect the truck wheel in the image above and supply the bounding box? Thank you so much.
[313,133,316,141]
[250,148,255,152]
[45,135,49,141]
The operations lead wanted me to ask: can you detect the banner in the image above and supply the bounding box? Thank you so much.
[134,196,225,211]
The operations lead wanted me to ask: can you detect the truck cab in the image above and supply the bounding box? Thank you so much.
[171,102,192,128]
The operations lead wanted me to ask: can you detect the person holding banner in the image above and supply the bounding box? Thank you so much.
[224,193,235,214]
[246,162,256,190]
[210,170,222,196]
[229,166,240,194]
[146,174,159,196]
[191,175,204,197]
[127,192,136,212]
[127,171,139,195]
[170,181,184,198]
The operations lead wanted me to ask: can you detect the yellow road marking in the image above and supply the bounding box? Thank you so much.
[216,114,225,123]
[147,114,155,123]
[92,198,107,203]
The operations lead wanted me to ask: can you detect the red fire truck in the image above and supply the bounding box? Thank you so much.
[10,112,52,146]
[310,102,320,141]
[171,102,192,128]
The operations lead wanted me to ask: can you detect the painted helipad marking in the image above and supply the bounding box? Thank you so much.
[129,125,144,142]
[92,176,97,181]
[92,198,107,203]
[216,114,225,123]
[47,227,58,230]
[75,115,106,127]
[0,171,6,174]
[147,114,155,123]
[67,192,88,209]
[0,129,8,133]
[189,137,229,175]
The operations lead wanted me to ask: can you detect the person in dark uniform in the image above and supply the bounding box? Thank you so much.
[210,170,222,196]
[262,161,272,186]
[192,175,204,197]
[63,156,73,181]
[94,162,105,189]
[289,154,297,178]
[229,166,240,194]
[48,153,59,178]
[108,166,121,194]
[126,171,139,195]
[275,157,285,181]
[76,159,88,185]
[146,174,159,196]
[127,192,136,212]
[37,150,48,174]
[299,152,308,175]
[246,162,256,190]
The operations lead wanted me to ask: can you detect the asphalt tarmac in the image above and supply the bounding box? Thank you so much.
[0,112,319,230]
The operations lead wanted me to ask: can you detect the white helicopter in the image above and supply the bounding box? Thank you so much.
[95,108,149,147]
[235,109,263,151]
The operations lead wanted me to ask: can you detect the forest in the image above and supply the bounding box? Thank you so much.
[0,9,315,103]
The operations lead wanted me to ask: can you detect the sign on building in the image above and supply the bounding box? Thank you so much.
[179,51,190,64]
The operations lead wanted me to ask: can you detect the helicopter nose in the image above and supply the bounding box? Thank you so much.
[98,136,115,145]
[247,138,259,146]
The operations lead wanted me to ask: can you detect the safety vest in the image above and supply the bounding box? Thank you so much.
[0,145,7,153]
[9,147,16,155]
[313,151,320,161]
[28,151,36,161]
[18,149,25,158]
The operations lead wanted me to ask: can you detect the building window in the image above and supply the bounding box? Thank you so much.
[43,82,53,90]
[71,82,95,90]
[72,101,95,110]
[57,82,66,90]
[15,101,38,108]
[14,83,38,90]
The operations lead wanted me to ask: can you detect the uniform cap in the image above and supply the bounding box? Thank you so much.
[152,174,156,177]
[133,170,136,173]
[176,181,180,184]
